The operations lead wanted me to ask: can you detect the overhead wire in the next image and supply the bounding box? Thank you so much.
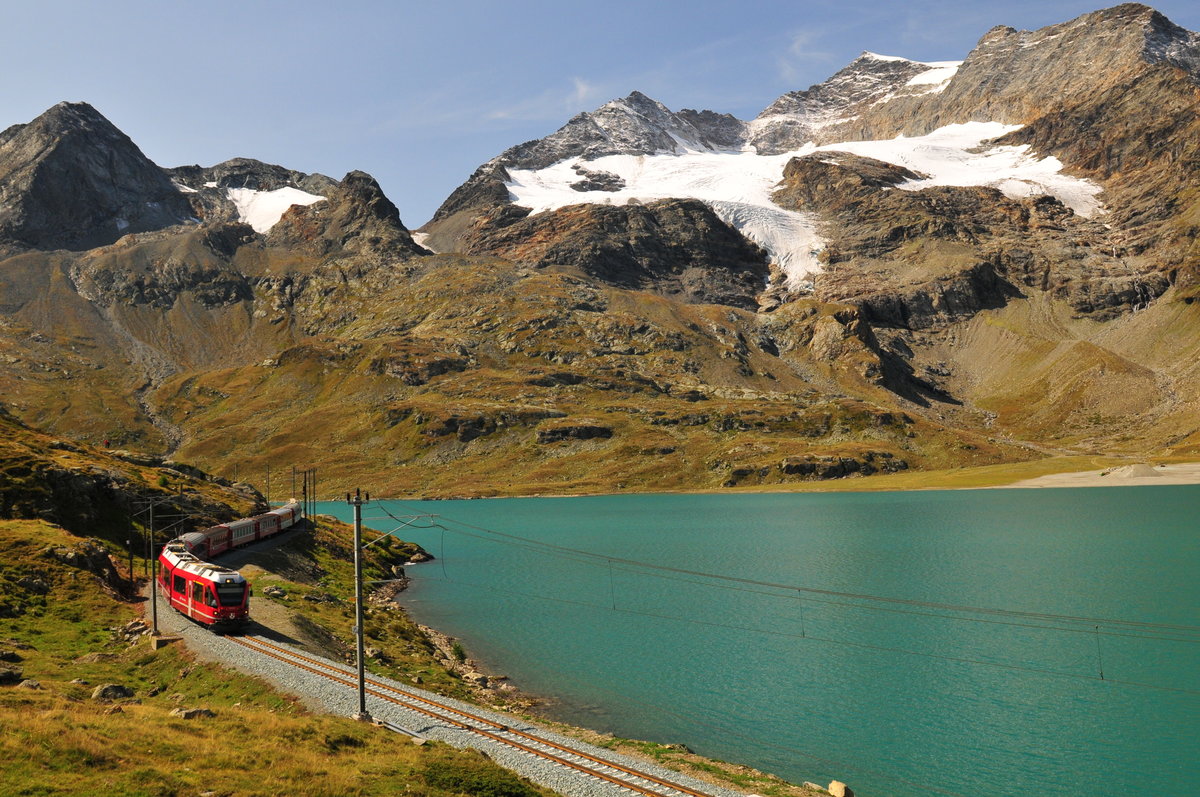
[371,499,1200,694]
[373,498,1200,640]
[410,569,1200,698]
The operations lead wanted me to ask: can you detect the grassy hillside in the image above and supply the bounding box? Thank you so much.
[0,518,553,797]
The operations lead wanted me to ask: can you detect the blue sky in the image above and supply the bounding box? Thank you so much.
[3,1,1197,226]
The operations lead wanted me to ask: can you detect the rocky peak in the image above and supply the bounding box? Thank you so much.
[504,90,744,171]
[1135,4,1200,75]
[749,53,948,153]
[810,5,1199,144]
[0,102,193,253]
[457,197,769,309]
[168,158,336,195]
[266,170,427,259]
[426,91,742,228]
[166,158,336,227]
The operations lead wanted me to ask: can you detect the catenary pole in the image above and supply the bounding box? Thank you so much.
[149,500,158,636]
[348,488,371,722]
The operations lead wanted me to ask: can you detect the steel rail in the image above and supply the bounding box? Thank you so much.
[229,635,715,797]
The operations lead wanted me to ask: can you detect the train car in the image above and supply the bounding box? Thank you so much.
[158,541,250,630]
[178,501,305,559]
[159,500,305,630]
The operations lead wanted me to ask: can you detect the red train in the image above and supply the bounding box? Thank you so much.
[157,501,304,630]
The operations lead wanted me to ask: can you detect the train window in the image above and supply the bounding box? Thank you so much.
[173,574,186,593]
[216,583,245,606]
[206,588,218,608]
[192,582,204,604]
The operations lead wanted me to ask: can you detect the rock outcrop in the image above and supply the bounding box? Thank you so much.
[774,151,1170,326]
[266,170,427,259]
[459,199,769,309]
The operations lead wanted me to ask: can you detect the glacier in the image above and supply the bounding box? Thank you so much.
[505,122,1105,290]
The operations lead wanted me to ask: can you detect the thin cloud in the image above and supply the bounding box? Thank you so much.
[486,76,608,122]
[776,30,836,83]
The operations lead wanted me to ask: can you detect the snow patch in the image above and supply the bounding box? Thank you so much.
[411,231,435,252]
[906,60,962,92]
[861,52,910,62]
[811,122,1105,217]
[227,187,325,234]
[172,181,198,194]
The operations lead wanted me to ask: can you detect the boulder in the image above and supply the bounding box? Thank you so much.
[462,671,489,688]
[0,667,23,685]
[170,707,216,720]
[91,683,134,701]
[18,679,42,690]
[828,781,854,797]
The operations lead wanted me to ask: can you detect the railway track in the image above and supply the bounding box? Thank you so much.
[229,634,722,797]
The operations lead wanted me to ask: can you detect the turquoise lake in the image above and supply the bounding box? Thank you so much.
[316,486,1199,796]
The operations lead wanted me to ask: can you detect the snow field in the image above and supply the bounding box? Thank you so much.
[505,122,1105,290]
[227,186,325,233]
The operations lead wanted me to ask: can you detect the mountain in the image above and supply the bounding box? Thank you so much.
[423,4,1200,305]
[0,102,194,253]
[2,4,1199,499]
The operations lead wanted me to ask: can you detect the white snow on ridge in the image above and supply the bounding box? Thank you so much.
[818,122,1105,217]
[505,122,1104,290]
[861,52,909,62]
[906,60,962,91]
[227,186,325,233]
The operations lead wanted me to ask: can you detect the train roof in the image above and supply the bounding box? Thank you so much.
[198,500,303,534]
[161,541,246,584]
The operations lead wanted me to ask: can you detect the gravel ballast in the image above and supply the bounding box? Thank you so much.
[146,589,746,797]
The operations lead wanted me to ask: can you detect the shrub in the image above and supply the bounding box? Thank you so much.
[422,758,540,797]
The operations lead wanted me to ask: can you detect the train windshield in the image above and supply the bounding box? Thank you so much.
[215,582,246,606]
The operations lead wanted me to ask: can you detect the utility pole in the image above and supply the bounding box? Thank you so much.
[266,463,271,506]
[132,485,190,640]
[347,488,371,722]
[149,500,158,636]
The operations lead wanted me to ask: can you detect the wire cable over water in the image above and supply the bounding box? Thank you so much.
[372,500,1200,642]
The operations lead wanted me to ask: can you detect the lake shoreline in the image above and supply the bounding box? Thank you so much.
[994,461,1200,489]
[396,458,1200,501]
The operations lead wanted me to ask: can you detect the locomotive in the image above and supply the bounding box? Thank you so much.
[157,500,304,630]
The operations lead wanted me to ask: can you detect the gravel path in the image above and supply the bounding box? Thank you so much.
[143,554,748,797]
